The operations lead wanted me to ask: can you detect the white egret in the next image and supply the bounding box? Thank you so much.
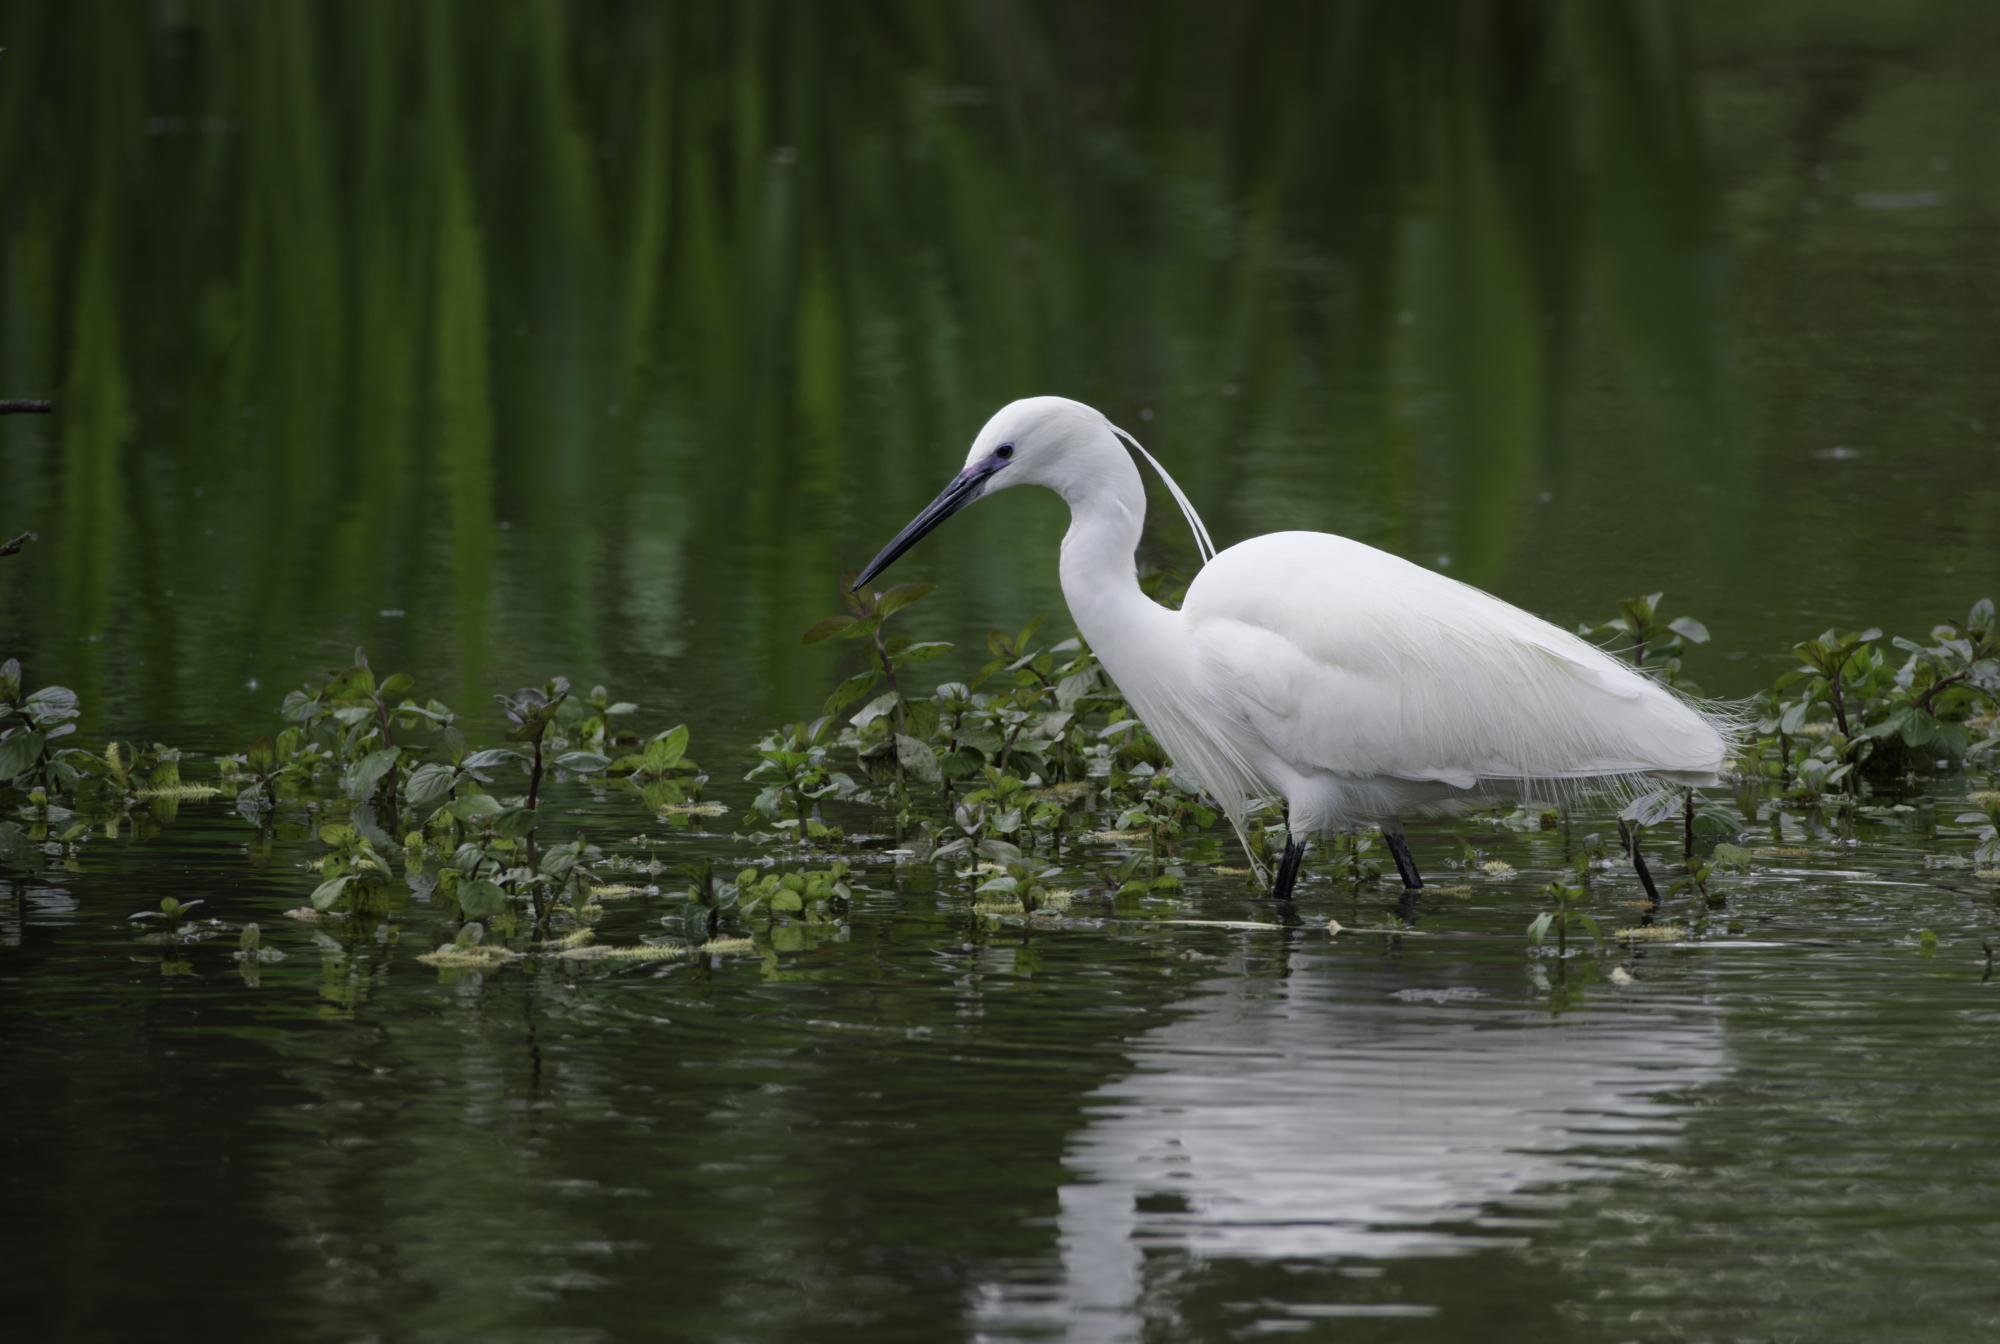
[854,396,1732,900]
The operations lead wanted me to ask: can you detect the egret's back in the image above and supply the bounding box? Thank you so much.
[1140,532,1728,828]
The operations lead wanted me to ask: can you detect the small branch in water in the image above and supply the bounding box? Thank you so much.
[0,531,35,557]
[0,400,52,414]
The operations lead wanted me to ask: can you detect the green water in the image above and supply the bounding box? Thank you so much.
[4,4,2000,1341]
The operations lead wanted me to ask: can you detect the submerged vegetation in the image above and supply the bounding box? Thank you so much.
[2,583,1997,1009]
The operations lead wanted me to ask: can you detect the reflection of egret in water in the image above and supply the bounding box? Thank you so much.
[972,953,1725,1341]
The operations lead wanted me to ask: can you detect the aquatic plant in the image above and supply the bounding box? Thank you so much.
[804,572,954,734]
[1579,592,1711,690]
[1527,875,1603,958]
[677,858,855,953]
[0,659,95,795]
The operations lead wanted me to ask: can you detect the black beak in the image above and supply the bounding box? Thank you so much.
[852,454,1007,591]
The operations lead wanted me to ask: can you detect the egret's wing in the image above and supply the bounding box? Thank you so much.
[1180,533,1726,788]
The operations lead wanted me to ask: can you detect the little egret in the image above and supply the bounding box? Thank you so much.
[854,396,1732,900]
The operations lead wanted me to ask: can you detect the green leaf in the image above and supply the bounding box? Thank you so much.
[770,888,804,913]
[895,641,953,665]
[317,823,359,847]
[490,807,539,839]
[345,746,403,800]
[405,763,459,810]
[1899,710,1938,748]
[852,691,902,730]
[822,669,883,718]
[22,685,79,715]
[874,583,937,618]
[309,874,353,911]
[895,733,941,784]
[1620,786,1686,828]
[0,730,45,781]
[802,616,857,645]
[461,748,524,771]
[555,751,612,774]
[246,736,275,773]
[1666,617,1710,644]
[448,793,504,822]
[324,666,377,700]
[378,672,416,698]
[651,724,690,768]
[1713,843,1752,869]
[457,879,509,919]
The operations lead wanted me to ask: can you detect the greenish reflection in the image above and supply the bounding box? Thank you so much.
[0,0,1767,742]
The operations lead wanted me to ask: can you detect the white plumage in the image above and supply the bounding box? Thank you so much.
[855,395,1732,896]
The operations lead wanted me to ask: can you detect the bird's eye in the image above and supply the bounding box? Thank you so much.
[995,444,1014,460]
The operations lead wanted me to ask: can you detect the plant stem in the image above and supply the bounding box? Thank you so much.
[1913,669,1969,714]
[1828,669,1852,738]
[527,738,544,809]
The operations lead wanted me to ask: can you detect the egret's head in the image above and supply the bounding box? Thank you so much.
[852,397,1115,590]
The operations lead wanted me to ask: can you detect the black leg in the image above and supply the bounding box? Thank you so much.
[1382,827,1424,890]
[1269,834,1308,901]
[1619,819,1663,910]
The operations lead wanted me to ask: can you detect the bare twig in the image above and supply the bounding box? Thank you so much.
[0,400,52,414]
[0,531,35,557]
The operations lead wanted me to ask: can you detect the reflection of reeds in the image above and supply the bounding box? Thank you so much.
[0,2,1724,699]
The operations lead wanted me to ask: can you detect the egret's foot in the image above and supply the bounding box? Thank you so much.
[1270,835,1308,901]
[1382,828,1424,890]
[1619,819,1663,909]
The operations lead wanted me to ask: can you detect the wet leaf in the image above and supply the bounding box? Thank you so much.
[345,745,402,800]
[405,763,459,809]
[1667,616,1710,644]
[490,807,539,839]
[802,616,857,645]
[0,730,44,780]
[895,734,941,784]
[447,794,503,822]
[458,880,509,919]
[309,874,354,911]
[874,582,936,617]
[823,669,883,717]
[896,641,953,664]
[852,691,901,731]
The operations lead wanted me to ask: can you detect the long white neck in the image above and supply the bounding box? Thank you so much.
[1051,433,1181,679]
